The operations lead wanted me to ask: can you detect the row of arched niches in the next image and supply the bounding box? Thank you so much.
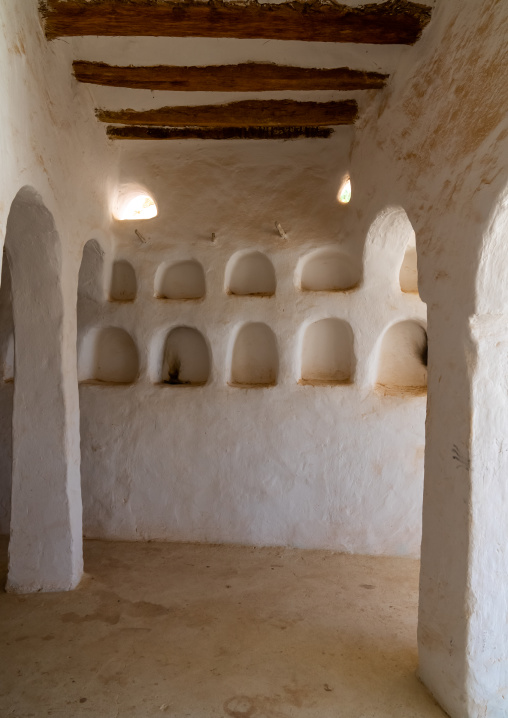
[108,244,418,301]
[76,319,428,395]
[71,212,425,394]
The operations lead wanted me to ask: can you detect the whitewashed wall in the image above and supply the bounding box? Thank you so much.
[78,138,427,555]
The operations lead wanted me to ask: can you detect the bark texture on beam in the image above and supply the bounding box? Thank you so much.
[107,126,334,140]
[97,99,358,127]
[73,61,388,91]
[42,1,432,45]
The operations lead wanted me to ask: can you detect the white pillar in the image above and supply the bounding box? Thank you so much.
[418,308,508,717]
[5,187,82,593]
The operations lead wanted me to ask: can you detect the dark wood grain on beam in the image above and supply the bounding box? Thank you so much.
[42,1,432,45]
[97,100,358,127]
[107,126,334,140]
[73,61,388,91]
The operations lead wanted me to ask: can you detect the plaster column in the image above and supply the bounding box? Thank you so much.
[5,187,83,593]
[418,306,508,717]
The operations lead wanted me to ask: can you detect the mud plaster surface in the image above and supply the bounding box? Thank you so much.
[0,537,445,718]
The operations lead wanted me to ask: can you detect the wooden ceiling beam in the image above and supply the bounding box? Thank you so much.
[97,99,358,127]
[42,1,432,45]
[73,61,388,91]
[107,126,334,140]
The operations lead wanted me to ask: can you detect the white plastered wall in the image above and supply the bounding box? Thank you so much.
[78,137,427,555]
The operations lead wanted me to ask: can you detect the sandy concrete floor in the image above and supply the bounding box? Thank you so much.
[0,537,446,718]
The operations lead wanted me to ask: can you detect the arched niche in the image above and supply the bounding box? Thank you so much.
[77,239,106,348]
[80,327,139,385]
[376,320,427,396]
[298,248,360,292]
[155,260,206,300]
[77,239,105,305]
[363,207,418,292]
[399,233,419,294]
[230,323,278,387]
[300,318,354,385]
[161,327,210,386]
[109,260,137,302]
[226,251,276,297]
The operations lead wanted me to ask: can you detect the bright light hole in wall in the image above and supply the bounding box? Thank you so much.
[119,194,157,221]
[338,178,352,204]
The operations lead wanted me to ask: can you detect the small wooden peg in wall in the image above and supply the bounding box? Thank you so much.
[275,222,288,240]
[211,232,216,243]
[135,229,147,244]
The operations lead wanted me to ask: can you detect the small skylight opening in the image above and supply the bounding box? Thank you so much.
[120,194,157,220]
[338,178,352,204]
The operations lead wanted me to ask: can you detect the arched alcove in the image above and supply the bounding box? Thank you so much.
[299,248,360,292]
[155,260,206,300]
[80,327,139,385]
[399,233,419,293]
[376,320,427,396]
[109,260,137,302]
[77,239,105,336]
[226,251,276,296]
[77,239,105,304]
[364,207,418,293]
[161,327,210,386]
[77,239,106,398]
[230,323,278,387]
[300,318,354,385]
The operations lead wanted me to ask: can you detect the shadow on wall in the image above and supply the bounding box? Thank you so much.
[0,257,13,535]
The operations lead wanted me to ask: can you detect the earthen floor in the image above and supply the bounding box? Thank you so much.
[0,537,446,718]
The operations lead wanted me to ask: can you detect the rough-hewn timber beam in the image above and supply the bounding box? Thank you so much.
[107,126,334,140]
[42,1,432,45]
[97,99,358,127]
[73,61,388,91]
